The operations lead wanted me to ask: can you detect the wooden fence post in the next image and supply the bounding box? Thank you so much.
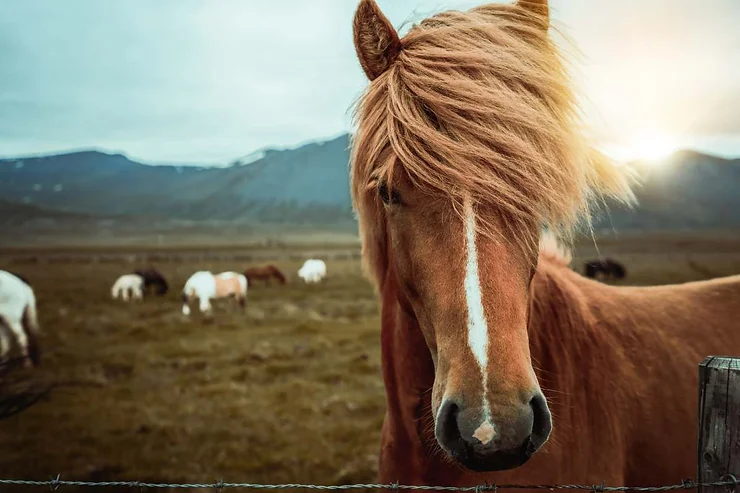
[698,356,740,493]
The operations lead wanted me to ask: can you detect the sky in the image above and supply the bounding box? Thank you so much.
[1,0,739,164]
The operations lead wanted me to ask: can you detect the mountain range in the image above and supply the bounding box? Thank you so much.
[1,135,739,234]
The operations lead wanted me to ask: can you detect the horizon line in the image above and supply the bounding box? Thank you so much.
[0,132,351,168]
[1,134,739,167]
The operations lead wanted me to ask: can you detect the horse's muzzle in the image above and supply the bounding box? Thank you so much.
[435,392,551,472]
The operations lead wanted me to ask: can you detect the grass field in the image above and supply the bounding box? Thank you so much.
[0,233,739,492]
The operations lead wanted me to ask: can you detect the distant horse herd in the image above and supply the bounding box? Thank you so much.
[0,258,328,368]
[0,255,619,370]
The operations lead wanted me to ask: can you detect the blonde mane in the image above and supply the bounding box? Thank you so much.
[538,230,572,266]
[350,1,634,288]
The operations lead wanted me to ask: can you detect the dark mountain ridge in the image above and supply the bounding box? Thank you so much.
[1,135,739,233]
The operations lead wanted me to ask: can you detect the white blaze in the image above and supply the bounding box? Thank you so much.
[463,196,495,441]
[464,198,488,371]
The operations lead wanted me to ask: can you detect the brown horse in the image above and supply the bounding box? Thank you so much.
[349,0,740,489]
[243,265,287,286]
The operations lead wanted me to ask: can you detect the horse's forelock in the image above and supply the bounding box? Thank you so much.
[350,1,635,288]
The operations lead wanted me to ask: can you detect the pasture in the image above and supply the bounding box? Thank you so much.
[1,234,739,489]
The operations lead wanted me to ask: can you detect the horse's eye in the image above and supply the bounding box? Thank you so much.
[378,183,402,205]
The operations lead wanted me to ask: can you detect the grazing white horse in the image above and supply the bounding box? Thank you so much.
[181,271,248,316]
[298,259,327,284]
[0,270,41,367]
[111,274,144,301]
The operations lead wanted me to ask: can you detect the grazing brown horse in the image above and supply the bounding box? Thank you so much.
[243,265,287,286]
[349,0,740,488]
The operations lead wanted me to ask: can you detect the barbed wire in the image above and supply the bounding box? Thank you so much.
[0,477,736,492]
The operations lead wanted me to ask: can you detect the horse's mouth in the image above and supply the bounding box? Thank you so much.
[448,436,535,472]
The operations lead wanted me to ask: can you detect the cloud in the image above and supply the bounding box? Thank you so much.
[0,0,738,162]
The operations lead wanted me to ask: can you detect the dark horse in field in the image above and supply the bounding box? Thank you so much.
[133,268,169,295]
[243,265,287,286]
[583,258,626,280]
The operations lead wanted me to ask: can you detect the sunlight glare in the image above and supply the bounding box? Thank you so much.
[623,131,679,164]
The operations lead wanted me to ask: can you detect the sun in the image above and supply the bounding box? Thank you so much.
[623,131,678,163]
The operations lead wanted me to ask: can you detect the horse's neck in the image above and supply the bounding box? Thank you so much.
[528,261,616,408]
[529,264,582,383]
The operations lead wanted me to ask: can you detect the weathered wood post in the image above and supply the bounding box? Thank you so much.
[698,356,740,493]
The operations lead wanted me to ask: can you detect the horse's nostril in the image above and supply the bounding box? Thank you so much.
[529,392,552,446]
[436,400,463,451]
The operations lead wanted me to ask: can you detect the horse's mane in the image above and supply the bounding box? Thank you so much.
[538,230,572,267]
[350,1,634,288]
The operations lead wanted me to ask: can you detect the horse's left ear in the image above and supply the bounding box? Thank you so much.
[517,0,549,24]
[353,0,401,81]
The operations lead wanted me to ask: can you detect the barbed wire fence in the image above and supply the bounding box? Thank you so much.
[0,477,737,492]
[0,360,736,492]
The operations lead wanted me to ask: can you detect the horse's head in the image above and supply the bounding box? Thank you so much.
[273,267,287,284]
[350,0,633,472]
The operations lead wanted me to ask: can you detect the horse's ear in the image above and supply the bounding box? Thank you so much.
[517,0,549,24]
[353,0,401,81]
